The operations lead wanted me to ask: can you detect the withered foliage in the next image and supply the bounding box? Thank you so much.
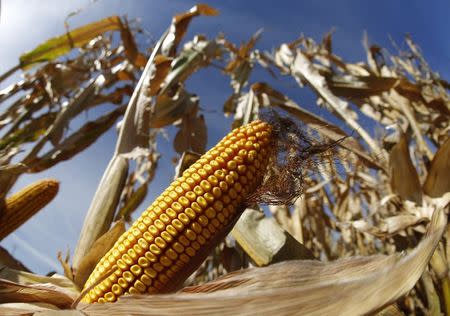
[0,3,449,316]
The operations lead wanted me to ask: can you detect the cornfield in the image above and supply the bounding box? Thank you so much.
[0,3,449,315]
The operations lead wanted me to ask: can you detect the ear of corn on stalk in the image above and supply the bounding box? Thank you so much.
[0,179,59,240]
[81,120,272,303]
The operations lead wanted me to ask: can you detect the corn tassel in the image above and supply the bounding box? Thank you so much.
[82,120,272,303]
[0,179,59,240]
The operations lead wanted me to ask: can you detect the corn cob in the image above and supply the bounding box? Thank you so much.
[81,120,272,303]
[0,179,59,240]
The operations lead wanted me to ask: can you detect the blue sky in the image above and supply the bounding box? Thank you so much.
[1,0,449,274]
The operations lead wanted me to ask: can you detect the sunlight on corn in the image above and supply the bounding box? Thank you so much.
[82,120,272,303]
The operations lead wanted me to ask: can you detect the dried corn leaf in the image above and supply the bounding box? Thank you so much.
[421,270,441,315]
[150,88,198,128]
[375,304,405,316]
[173,106,207,154]
[225,29,262,93]
[0,246,30,272]
[20,16,122,69]
[161,4,219,57]
[27,106,126,172]
[160,38,221,95]
[389,132,422,204]
[0,303,64,315]
[0,267,78,295]
[119,19,147,67]
[0,112,56,151]
[276,45,381,155]
[327,75,398,98]
[147,55,172,96]
[423,137,450,197]
[115,183,148,222]
[350,215,427,237]
[174,151,201,179]
[74,220,125,289]
[48,73,112,146]
[0,278,74,308]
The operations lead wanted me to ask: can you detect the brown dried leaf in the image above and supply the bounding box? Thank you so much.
[74,220,125,289]
[0,112,56,151]
[27,106,126,172]
[0,278,74,308]
[275,45,382,155]
[0,267,78,295]
[147,55,172,96]
[161,4,219,57]
[159,38,221,96]
[423,137,450,197]
[150,89,198,128]
[48,74,111,146]
[350,215,427,237]
[57,250,74,282]
[327,75,398,98]
[173,106,207,154]
[389,132,422,204]
[0,246,30,272]
[224,29,262,93]
[173,151,201,179]
[115,183,148,222]
[119,19,147,67]
[375,304,406,316]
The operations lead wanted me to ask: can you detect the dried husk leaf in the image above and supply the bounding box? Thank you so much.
[350,214,427,237]
[0,112,56,151]
[0,278,74,308]
[114,184,148,222]
[389,132,422,204]
[74,220,125,289]
[173,151,201,179]
[73,156,128,268]
[423,137,450,197]
[0,267,78,295]
[327,74,398,98]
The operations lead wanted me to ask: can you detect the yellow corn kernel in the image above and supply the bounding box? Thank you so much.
[81,120,272,303]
